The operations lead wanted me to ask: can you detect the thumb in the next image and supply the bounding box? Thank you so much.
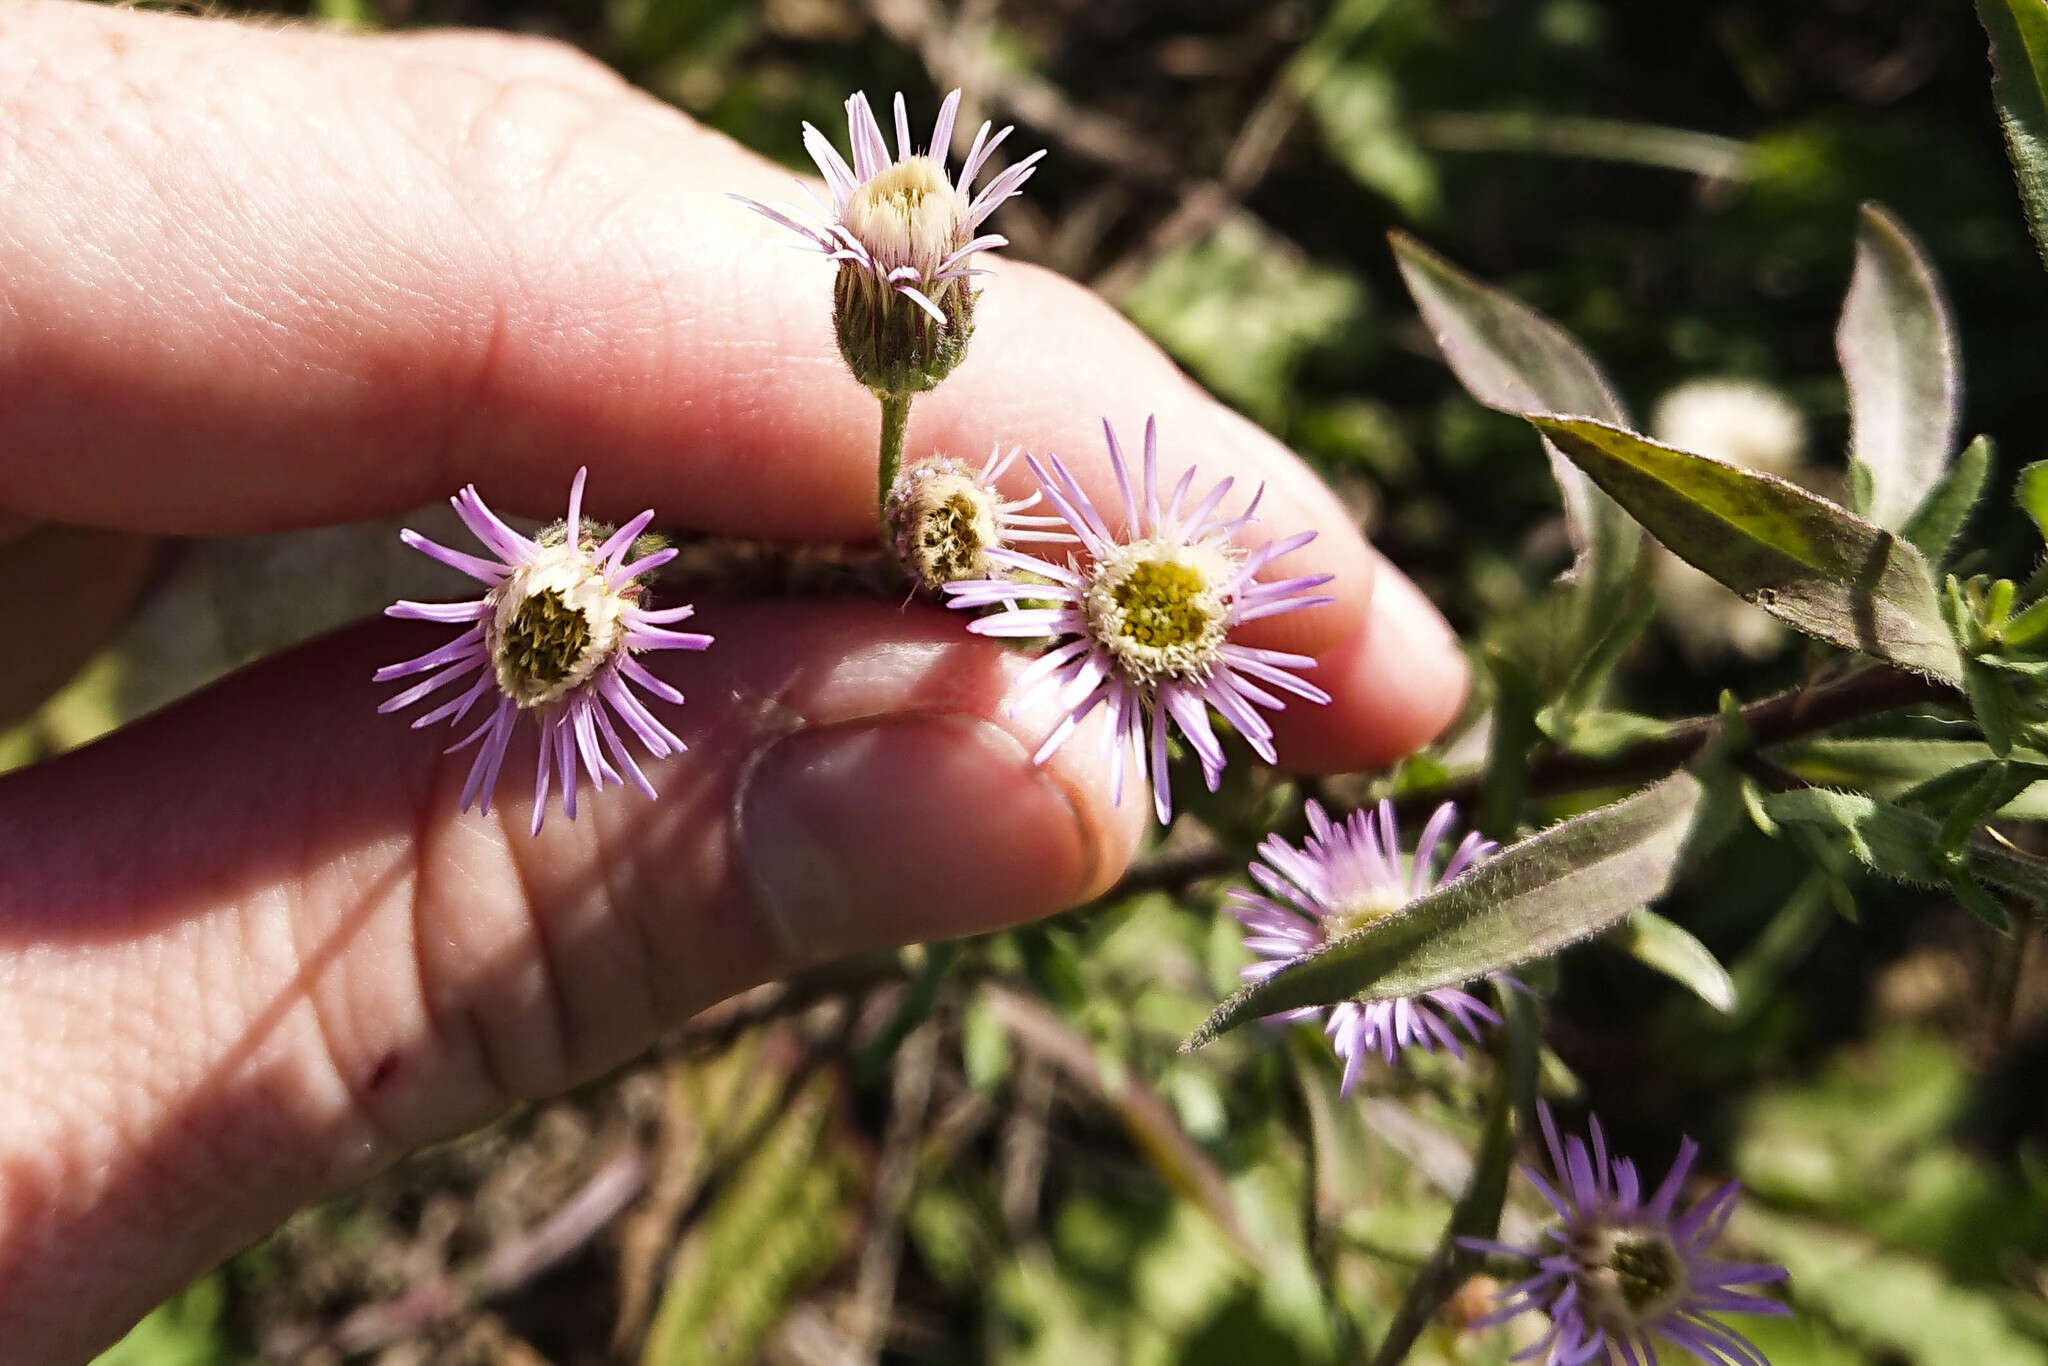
[0,597,1141,1365]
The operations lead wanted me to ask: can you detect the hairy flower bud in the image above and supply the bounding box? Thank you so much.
[735,89,1042,396]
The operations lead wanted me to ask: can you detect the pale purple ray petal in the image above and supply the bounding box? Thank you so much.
[452,487,536,564]
[386,599,491,624]
[597,509,657,567]
[399,530,510,584]
[929,89,961,164]
[374,626,489,682]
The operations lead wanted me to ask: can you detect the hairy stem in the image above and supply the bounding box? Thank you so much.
[1106,665,1963,897]
[876,391,912,552]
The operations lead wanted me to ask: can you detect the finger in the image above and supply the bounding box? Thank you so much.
[0,3,1466,763]
[0,595,1144,1362]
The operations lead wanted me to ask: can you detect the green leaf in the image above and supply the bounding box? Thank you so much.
[1967,658,2023,757]
[1185,772,1702,1049]
[1790,738,2039,795]
[1896,757,2048,821]
[1902,435,1993,567]
[1767,787,2048,907]
[1529,415,1966,684]
[1837,204,1961,530]
[1613,908,1737,1013]
[1388,234,1643,615]
[2020,460,2048,541]
[1977,0,2048,276]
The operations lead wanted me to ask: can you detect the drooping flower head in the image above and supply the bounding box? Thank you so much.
[944,417,1334,824]
[885,443,1072,596]
[1462,1104,1791,1366]
[735,89,1043,394]
[376,470,713,835]
[1229,800,1501,1095]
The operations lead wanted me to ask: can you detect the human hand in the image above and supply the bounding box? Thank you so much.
[0,4,1466,1360]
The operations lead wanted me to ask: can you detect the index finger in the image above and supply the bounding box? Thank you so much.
[0,4,1465,766]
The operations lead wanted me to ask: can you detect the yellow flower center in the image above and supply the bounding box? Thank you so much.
[1082,537,1236,688]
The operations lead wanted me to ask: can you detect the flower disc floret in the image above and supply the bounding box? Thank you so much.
[1460,1104,1791,1366]
[490,544,627,707]
[840,156,965,279]
[943,416,1335,825]
[1229,799,1502,1095]
[1083,538,1235,688]
[375,469,713,836]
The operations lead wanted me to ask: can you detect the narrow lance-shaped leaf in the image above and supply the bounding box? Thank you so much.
[2018,459,2048,541]
[1615,908,1737,1013]
[1529,416,1965,684]
[1389,233,1642,609]
[1838,203,1961,530]
[1977,0,2048,276]
[1768,786,2048,910]
[1186,772,1702,1050]
[1902,434,1992,567]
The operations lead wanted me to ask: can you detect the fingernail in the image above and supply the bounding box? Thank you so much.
[734,714,1094,966]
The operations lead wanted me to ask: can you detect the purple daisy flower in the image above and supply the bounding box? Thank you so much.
[1462,1104,1791,1366]
[1229,799,1502,1095]
[735,88,1043,329]
[885,442,1074,596]
[376,469,713,836]
[943,416,1335,825]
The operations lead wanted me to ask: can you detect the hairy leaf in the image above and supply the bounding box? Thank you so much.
[1389,233,1642,615]
[1186,773,1701,1049]
[2019,460,2048,541]
[1838,204,1961,530]
[1767,787,2048,908]
[1615,909,1737,1013]
[1978,0,2048,276]
[1902,435,1993,567]
[1530,416,1965,683]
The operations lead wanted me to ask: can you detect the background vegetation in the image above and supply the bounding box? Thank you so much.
[17,0,2048,1361]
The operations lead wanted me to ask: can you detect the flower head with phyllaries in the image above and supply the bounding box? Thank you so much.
[734,89,1043,394]
[1230,799,1502,1095]
[943,416,1335,825]
[885,443,1073,596]
[1460,1104,1790,1366]
[375,469,712,836]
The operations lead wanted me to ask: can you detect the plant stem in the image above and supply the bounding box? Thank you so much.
[1102,666,1963,898]
[876,390,912,549]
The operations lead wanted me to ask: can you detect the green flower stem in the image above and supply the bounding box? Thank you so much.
[876,391,913,553]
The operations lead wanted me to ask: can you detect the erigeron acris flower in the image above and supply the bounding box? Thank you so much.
[735,89,1043,394]
[1230,799,1501,1095]
[1462,1104,1790,1366]
[376,469,712,835]
[944,417,1333,824]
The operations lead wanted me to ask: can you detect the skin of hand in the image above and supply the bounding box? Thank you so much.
[0,3,1469,1361]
